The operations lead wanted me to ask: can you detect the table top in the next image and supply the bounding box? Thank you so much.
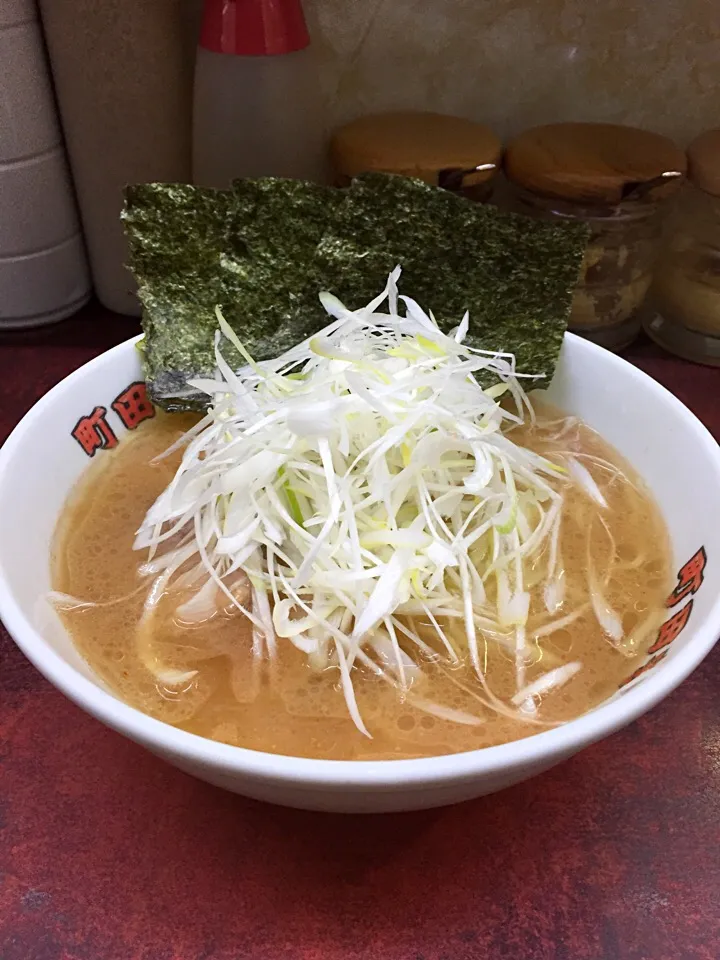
[1,302,718,960]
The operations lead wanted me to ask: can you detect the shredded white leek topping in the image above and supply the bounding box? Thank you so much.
[132,268,610,734]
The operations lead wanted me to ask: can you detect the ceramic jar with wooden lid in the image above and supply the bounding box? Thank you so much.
[330,111,502,201]
[647,130,720,365]
[504,122,686,351]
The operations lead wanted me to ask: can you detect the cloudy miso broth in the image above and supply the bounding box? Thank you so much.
[52,407,671,761]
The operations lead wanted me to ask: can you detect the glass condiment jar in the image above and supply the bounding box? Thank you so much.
[646,130,720,365]
[329,111,502,202]
[503,123,686,351]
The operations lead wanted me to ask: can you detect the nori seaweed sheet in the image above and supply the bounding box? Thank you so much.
[123,179,343,409]
[123,174,588,411]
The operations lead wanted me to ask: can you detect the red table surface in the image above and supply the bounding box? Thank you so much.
[1,302,719,960]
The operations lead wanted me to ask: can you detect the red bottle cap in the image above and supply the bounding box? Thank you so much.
[200,0,310,56]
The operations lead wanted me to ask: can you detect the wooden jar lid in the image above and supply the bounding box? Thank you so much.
[330,111,502,188]
[504,122,686,204]
[687,129,720,197]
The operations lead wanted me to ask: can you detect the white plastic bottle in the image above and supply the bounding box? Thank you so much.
[192,0,327,188]
[39,0,193,317]
[0,0,90,328]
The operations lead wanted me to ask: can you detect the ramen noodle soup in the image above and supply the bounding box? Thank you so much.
[51,272,673,761]
[52,404,671,762]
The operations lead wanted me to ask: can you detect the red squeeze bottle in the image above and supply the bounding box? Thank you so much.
[192,0,327,187]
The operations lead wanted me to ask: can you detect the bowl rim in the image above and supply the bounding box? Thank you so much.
[1,332,720,789]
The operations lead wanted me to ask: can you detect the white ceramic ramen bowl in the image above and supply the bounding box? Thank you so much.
[1,333,719,813]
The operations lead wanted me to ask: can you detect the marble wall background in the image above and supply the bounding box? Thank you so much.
[182,0,719,146]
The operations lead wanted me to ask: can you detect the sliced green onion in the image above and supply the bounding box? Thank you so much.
[135,268,581,734]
